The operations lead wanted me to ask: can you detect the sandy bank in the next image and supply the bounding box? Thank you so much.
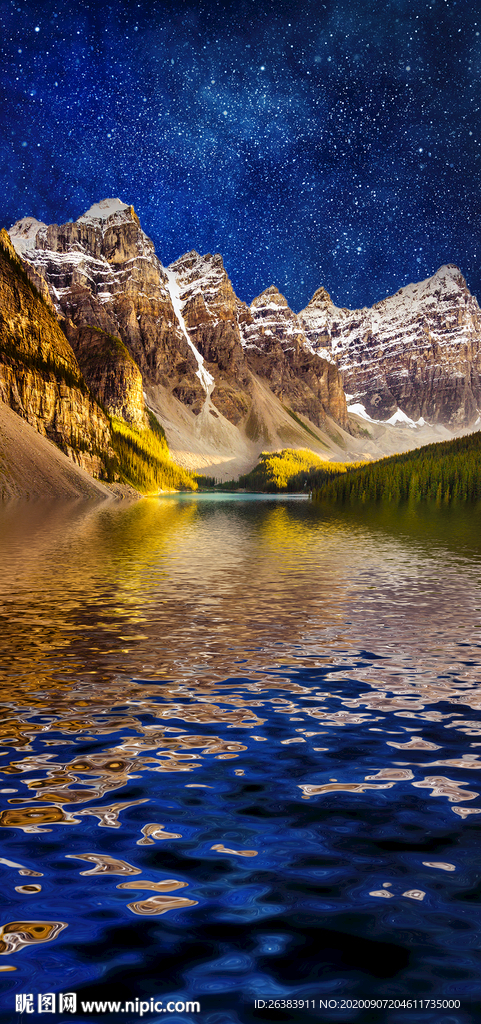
[0,401,130,502]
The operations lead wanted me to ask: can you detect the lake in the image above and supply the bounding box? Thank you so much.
[0,493,480,1024]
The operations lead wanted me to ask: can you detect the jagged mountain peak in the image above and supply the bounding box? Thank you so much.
[251,286,291,309]
[299,260,481,428]
[9,198,157,267]
[371,264,469,315]
[433,263,463,278]
[168,251,232,309]
[170,249,202,268]
[303,266,468,324]
[397,263,465,292]
[9,200,143,260]
[170,250,226,275]
[301,288,350,330]
[77,197,143,234]
[306,286,335,309]
[426,263,467,292]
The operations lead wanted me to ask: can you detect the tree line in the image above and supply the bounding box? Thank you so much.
[312,431,481,506]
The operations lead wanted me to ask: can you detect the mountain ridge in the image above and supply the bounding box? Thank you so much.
[299,263,481,427]
[3,198,481,492]
[8,200,353,480]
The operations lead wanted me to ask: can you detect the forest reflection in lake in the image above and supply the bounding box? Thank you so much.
[0,493,481,1023]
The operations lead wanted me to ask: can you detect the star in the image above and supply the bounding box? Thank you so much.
[0,0,479,311]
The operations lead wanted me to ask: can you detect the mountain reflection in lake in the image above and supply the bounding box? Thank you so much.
[0,493,480,1023]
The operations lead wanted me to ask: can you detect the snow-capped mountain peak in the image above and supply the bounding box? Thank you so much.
[78,198,132,224]
[8,216,48,254]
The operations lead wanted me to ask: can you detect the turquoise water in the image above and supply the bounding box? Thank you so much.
[0,493,481,1023]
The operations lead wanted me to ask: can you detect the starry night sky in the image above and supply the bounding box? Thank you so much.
[1,0,480,311]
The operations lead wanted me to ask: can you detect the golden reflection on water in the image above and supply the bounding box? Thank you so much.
[0,497,350,703]
[0,805,80,831]
[126,894,198,916]
[117,880,188,891]
[137,823,182,844]
[0,921,67,954]
[65,854,141,875]
[210,845,258,857]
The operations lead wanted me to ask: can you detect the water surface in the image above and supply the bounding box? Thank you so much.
[0,493,481,1023]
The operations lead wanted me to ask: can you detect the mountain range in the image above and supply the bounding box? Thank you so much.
[1,196,480,497]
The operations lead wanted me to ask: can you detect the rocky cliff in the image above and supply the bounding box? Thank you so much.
[0,229,113,477]
[238,284,349,430]
[9,200,350,447]
[7,198,481,483]
[9,200,204,417]
[62,321,147,429]
[300,266,481,427]
[0,221,198,496]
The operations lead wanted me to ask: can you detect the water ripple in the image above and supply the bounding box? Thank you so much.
[0,496,480,1021]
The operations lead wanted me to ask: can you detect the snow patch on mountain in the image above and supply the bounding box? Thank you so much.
[8,217,47,255]
[13,245,130,314]
[78,198,131,223]
[386,408,425,427]
[348,403,427,428]
[164,265,215,395]
[302,339,338,364]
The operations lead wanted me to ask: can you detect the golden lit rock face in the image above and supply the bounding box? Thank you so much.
[11,208,205,415]
[62,322,147,429]
[0,229,113,477]
[0,230,80,374]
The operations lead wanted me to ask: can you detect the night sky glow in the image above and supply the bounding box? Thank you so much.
[1,0,480,311]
